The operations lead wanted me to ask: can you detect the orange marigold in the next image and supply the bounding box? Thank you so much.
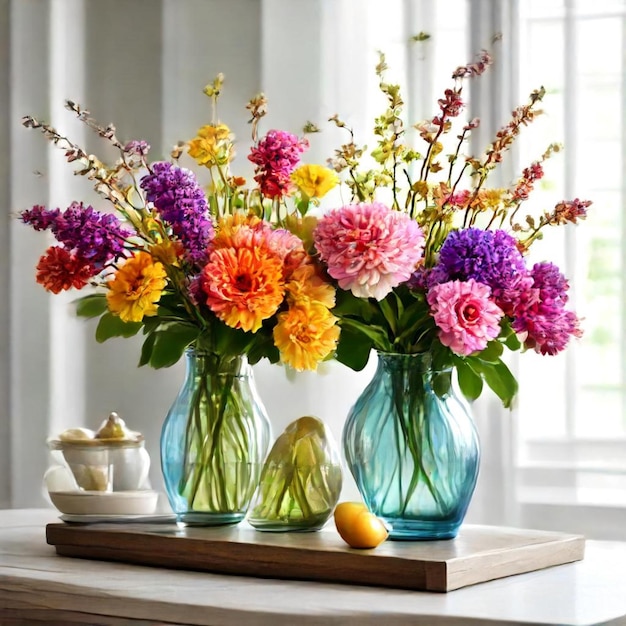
[201,247,284,333]
[273,302,340,371]
[106,252,167,323]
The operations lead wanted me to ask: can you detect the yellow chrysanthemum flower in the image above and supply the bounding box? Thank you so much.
[188,123,233,167]
[106,252,167,323]
[286,264,336,308]
[291,164,339,199]
[273,302,340,371]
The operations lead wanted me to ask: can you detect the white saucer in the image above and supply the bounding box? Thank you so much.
[48,489,159,516]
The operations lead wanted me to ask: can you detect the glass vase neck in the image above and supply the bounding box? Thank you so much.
[376,351,436,373]
[184,349,250,377]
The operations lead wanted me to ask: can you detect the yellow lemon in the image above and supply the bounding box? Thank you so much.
[334,501,388,549]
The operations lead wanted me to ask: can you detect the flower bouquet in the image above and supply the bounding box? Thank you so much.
[19,76,341,523]
[309,50,590,538]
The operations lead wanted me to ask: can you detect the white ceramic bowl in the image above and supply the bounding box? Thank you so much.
[48,489,159,516]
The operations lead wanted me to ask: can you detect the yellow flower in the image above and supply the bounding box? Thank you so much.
[291,164,339,199]
[188,123,233,167]
[106,252,167,323]
[150,240,182,266]
[273,302,340,371]
[286,264,336,308]
[472,188,506,212]
[213,213,263,249]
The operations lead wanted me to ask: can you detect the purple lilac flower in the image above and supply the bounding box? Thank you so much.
[21,202,130,269]
[20,205,61,231]
[140,161,213,265]
[248,130,308,199]
[430,228,528,308]
[511,262,582,355]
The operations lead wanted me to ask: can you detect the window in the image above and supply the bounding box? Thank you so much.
[515,0,626,524]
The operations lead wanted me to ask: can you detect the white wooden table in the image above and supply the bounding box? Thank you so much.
[1,508,626,625]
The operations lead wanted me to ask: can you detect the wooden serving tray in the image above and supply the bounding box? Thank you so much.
[46,521,585,592]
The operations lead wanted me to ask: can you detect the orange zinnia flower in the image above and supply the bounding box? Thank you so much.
[273,302,340,371]
[201,247,285,333]
[106,252,167,323]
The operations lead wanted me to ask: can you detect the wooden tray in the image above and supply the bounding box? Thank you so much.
[46,521,585,592]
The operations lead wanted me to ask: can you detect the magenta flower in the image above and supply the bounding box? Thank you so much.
[427,279,503,356]
[314,202,425,301]
[511,262,583,355]
[248,130,308,199]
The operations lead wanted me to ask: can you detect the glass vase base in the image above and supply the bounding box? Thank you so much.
[247,515,330,533]
[384,517,461,541]
[175,511,245,527]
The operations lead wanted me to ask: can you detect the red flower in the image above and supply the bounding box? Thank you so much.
[36,246,96,293]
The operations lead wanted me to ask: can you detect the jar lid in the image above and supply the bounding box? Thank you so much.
[48,412,144,449]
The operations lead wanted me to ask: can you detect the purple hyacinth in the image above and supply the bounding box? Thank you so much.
[21,202,130,269]
[140,161,213,265]
[430,228,528,298]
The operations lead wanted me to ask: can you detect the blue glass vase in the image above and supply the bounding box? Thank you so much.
[161,349,271,526]
[343,352,480,540]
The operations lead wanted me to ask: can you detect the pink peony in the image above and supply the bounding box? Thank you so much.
[313,202,425,301]
[427,279,503,356]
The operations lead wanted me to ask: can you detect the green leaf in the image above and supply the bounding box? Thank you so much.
[215,324,255,357]
[432,370,452,397]
[95,313,142,343]
[149,324,201,368]
[473,358,518,408]
[378,297,397,335]
[138,332,157,367]
[504,331,522,351]
[338,318,390,351]
[335,325,373,371]
[454,358,483,401]
[74,294,108,319]
[333,290,376,322]
[247,336,279,365]
[477,340,504,363]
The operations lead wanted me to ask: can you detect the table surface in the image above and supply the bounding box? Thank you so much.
[1,509,626,626]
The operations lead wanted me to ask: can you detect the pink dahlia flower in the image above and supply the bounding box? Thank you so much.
[313,202,425,301]
[427,279,503,356]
